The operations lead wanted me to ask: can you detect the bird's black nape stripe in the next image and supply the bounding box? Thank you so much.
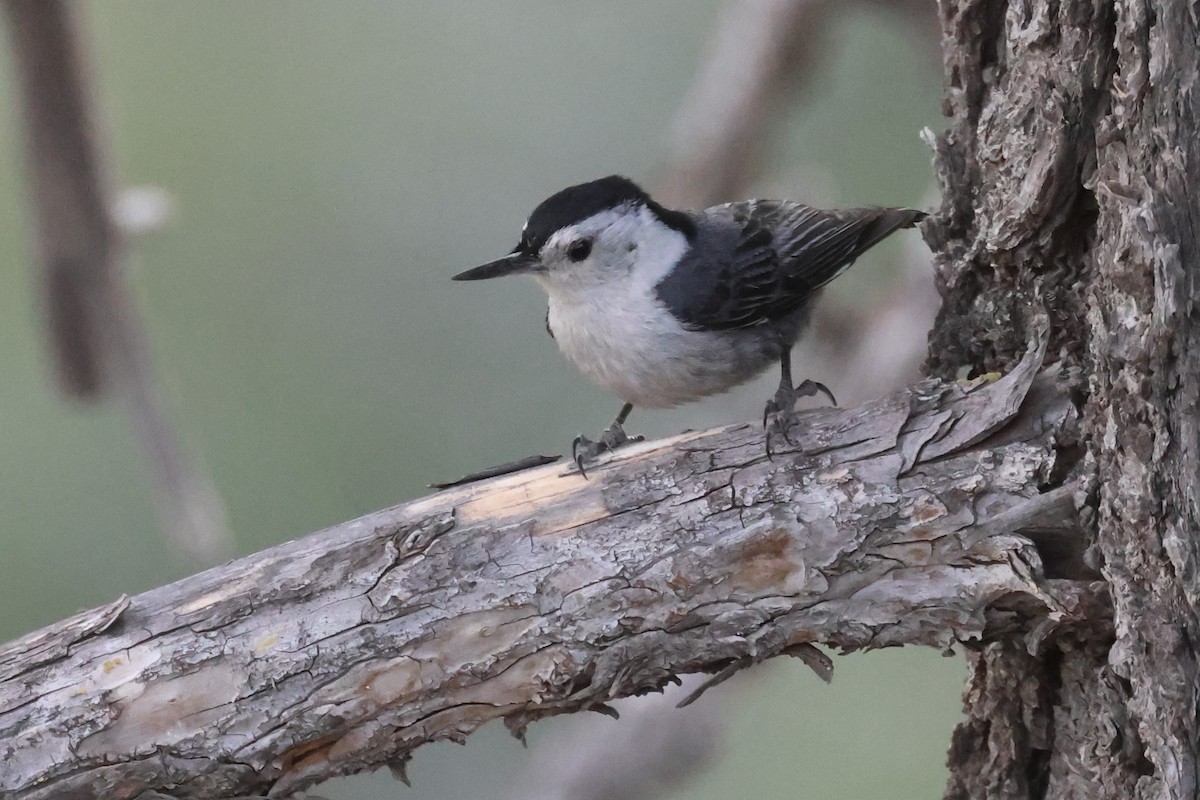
[645,198,697,241]
[519,175,695,254]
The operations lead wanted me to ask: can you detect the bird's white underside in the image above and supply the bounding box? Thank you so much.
[536,206,782,408]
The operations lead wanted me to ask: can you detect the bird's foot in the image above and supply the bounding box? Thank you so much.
[763,379,836,458]
[572,423,644,477]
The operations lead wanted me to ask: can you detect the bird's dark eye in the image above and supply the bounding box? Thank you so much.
[567,238,593,262]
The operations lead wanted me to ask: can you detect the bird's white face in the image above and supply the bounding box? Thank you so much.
[532,201,711,408]
[532,203,689,300]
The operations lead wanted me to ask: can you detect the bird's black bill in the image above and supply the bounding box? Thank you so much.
[452,252,539,281]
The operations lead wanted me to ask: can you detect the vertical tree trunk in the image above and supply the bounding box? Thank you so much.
[928,1,1200,797]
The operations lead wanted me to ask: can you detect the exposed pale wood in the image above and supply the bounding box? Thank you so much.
[0,342,1098,799]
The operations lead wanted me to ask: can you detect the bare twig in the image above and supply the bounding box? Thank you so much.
[0,0,230,560]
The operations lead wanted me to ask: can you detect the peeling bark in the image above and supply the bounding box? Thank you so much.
[0,346,1098,799]
[930,0,1200,797]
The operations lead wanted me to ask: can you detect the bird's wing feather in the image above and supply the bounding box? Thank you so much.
[655,201,924,331]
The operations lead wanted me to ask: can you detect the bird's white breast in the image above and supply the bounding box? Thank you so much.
[545,282,775,408]
[534,203,780,408]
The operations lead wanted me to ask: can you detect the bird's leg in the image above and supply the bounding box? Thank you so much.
[572,403,644,477]
[763,348,836,458]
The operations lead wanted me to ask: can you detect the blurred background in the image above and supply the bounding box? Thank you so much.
[0,1,959,798]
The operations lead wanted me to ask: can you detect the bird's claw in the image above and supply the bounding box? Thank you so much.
[795,379,837,406]
[762,379,837,458]
[762,399,793,461]
[572,424,643,477]
[571,435,598,477]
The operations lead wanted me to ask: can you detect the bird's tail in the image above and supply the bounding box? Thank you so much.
[848,207,926,253]
[778,204,926,294]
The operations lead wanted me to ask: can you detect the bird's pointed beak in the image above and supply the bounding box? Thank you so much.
[452,250,540,281]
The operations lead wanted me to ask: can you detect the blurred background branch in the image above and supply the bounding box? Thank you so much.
[509,677,725,800]
[2,0,111,398]
[658,0,933,209]
[0,0,229,561]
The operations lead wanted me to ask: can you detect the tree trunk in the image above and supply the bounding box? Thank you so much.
[928,0,1200,797]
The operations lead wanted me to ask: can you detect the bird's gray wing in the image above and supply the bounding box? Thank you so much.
[655,201,924,331]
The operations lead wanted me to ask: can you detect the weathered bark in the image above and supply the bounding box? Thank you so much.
[929,0,1200,797]
[0,347,1099,799]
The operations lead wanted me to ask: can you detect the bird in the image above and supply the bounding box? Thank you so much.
[453,175,925,475]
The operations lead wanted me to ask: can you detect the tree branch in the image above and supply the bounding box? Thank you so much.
[0,341,1104,799]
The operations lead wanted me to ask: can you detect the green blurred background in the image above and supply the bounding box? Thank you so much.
[0,2,962,798]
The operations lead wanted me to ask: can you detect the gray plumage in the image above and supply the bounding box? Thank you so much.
[656,200,924,332]
[453,176,924,465]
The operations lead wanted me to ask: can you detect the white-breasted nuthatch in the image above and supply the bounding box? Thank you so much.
[454,175,924,473]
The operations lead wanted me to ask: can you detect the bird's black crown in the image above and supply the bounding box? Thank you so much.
[518,175,695,254]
